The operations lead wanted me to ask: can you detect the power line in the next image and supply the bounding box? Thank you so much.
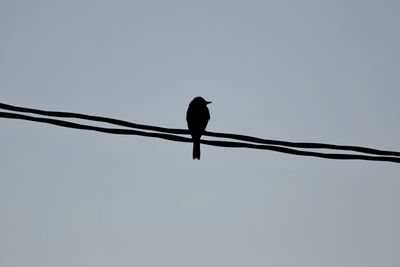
[2,102,399,157]
[0,102,187,134]
[1,103,400,164]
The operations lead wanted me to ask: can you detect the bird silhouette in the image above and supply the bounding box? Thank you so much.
[186,97,211,160]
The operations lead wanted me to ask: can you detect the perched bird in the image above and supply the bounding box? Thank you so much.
[186,97,211,160]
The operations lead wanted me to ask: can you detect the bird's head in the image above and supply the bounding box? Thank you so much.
[192,96,212,106]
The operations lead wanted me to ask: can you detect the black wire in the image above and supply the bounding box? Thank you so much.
[1,111,400,164]
[0,102,187,134]
[1,102,399,157]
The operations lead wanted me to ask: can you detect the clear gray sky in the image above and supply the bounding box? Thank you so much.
[1,1,399,266]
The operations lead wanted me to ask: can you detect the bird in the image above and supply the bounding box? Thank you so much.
[186,96,211,160]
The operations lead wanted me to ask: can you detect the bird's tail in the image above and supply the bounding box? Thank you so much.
[193,141,201,160]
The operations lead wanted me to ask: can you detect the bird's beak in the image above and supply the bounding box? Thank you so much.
[206,101,212,105]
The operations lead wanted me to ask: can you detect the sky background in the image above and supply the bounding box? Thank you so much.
[1,0,400,266]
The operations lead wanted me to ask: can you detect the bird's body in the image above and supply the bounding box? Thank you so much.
[186,97,211,160]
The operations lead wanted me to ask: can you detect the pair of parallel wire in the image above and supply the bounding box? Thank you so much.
[1,102,399,163]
